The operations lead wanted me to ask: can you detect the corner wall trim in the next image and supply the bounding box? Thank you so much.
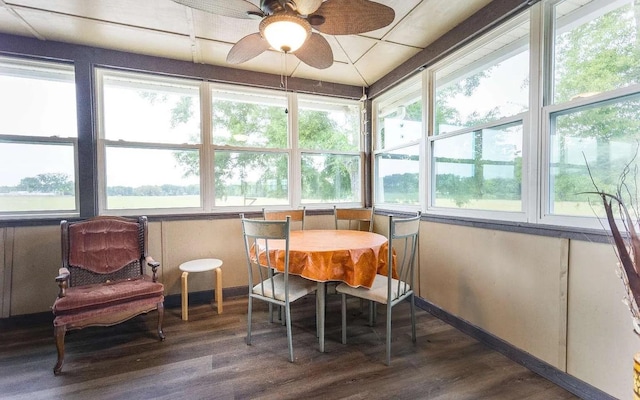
[415,297,615,400]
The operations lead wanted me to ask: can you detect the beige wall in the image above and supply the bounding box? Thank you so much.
[1,216,637,397]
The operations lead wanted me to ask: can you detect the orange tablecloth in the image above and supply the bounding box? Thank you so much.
[257,230,393,289]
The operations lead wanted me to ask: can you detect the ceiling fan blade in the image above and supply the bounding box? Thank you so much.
[226,33,271,64]
[312,0,395,35]
[294,33,333,69]
[171,0,263,19]
[291,0,323,15]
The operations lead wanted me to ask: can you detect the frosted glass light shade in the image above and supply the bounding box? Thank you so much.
[260,13,311,53]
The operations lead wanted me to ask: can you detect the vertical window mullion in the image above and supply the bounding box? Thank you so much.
[288,92,300,207]
[201,82,213,211]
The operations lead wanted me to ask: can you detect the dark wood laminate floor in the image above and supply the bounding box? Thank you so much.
[0,296,578,400]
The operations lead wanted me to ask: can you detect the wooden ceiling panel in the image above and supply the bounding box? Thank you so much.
[0,6,37,38]
[355,41,421,85]
[384,0,493,48]
[334,35,379,64]
[292,61,368,87]
[13,8,194,61]
[5,0,191,34]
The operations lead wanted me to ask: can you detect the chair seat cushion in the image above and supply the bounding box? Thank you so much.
[52,275,164,315]
[252,274,316,302]
[336,274,410,304]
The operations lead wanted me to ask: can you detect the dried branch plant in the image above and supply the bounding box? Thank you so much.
[584,148,640,334]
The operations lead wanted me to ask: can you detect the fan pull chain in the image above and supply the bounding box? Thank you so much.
[281,51,289,114]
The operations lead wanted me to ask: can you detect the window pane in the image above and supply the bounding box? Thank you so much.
[434,17,529,135]
[212,89,287,148]
[376,96,422,150]
[0,143,75,212]
[105,147,200,209]
[433,122,522,211]
[553,0,640,104]
[301,153,361,203]
[375,145,420,205]
[214,151,288,206]
[298,96,360,151]
[102,74,200,144]
[549,94,640,217]
[0,59,77,138]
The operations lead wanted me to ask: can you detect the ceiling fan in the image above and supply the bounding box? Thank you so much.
[171,0,395,69]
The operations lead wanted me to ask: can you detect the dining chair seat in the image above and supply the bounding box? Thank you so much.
[253,274,316,302]
[336,276,410,305]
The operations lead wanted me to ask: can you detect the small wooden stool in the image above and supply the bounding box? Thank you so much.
[179,258,223,321]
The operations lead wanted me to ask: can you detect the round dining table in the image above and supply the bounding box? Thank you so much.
[256,229,394,353]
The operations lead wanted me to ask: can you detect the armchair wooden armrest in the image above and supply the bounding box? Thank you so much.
[55,268,70,298]
[146,256,160,282]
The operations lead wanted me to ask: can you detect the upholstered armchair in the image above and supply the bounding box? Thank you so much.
[51,216,165,375]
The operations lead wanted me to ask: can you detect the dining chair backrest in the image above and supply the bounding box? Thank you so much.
[387,211,421,303]
[263,207,305,230]
[241,215,291,300]
[334,206,374,232]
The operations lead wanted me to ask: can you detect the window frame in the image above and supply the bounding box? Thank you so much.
[0,56,80,219]
[424,10,532,222]
[95,68,205,215]
[372,74,424,211]
[538,0,640,229]
[94,72,365,216]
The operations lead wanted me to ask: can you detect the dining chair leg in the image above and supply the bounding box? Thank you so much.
[341,293,347,344]
[385,303,392,366]
[285,302,294,362]
[268,303,274,324]
[410,294,416,343]
[318,282,326,353]
[315,292,319,338]
[247,297,253,345]
[368,301,377,326]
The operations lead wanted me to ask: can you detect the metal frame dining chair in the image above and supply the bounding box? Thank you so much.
[336,211,421,365]
[334,206,374,232]
[241,215,317,362]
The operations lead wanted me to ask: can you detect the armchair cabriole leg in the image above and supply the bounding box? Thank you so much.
[53,325,66,375]
[157,302,166,341]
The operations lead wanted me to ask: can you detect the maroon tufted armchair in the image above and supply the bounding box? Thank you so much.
[52,216,165,375]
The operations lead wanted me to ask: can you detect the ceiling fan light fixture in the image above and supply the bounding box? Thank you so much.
[259,13,311,53]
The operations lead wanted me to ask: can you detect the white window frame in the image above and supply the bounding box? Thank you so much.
[372,74,424,212]
[538,0,640,229]
[297,93,364,207]
[0,56,79,219]
[425,10,532,222]
[95,73,365,215]
[95,68,205,215]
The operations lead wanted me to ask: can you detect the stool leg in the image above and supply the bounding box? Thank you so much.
[215,268,223,314]
[181,271,189,321]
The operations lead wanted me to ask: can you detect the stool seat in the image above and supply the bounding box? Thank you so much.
[179,258,223,273]
[179,258,223,321]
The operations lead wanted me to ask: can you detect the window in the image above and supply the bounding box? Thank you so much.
[298,95,362,204]
[373,76,422,206]
[543,0,640,225]
[96,74,364,214]
[432,121,523,211]
[212,86,289,207]
[428,11,530,218]
[97,69,201,212]
[0,57,78,217]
